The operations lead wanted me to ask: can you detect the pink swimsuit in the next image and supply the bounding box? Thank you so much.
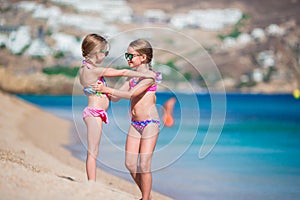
[129,78,157,91]
[128,76,160,134]
[81,60,109,123]
[82,107,109,124]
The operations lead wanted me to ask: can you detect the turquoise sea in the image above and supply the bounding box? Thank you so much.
[18,93,300,200]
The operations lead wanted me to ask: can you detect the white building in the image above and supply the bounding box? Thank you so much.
[7,26,31,54]
[48,14,118,34]
[26,39,52,57]
[51,32,82,58]
[170,14,189,29]
[171,8,243,31]
[266,24,285,36]
[50,0,133,24]
[17,1,38,12]
[252,68,264,82]
[223,37,236,48]
[144,9,168,23]
[237,33,252,45]
[257,50,276,68]
[251,28,265,41]
[0,34,8,47]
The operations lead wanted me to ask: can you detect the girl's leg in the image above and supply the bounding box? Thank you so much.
[125,125,142,190]
[139,124,159,200]
[84,117,103,181]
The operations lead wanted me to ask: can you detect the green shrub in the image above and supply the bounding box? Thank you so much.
[165,61,178,70]
[183,72,192,81]
[218,13,250,41]
[263,67,276,82]
[42,66,79,77]
[218,27,241,40]
[53,51,65,59]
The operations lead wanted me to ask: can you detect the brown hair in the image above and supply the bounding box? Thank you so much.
[81,33,108,59]
[129,39,153,69]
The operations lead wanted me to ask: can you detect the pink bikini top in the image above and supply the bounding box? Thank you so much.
[129,78,157,92]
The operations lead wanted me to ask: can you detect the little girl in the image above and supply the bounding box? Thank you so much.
[95,39,160,200]
[79,34,154,181]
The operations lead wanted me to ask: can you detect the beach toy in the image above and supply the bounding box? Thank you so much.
[162,97,176,127]
[293,89,300,99]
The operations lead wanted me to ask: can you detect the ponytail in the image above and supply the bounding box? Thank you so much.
[148,63,153,71]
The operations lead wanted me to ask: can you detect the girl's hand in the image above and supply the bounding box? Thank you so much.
[92,81,104,92]
[92,82,112,95]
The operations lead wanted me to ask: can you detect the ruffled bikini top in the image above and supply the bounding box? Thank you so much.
[83,76,107,96]
[81,60,108,97]
[129,71,162,92]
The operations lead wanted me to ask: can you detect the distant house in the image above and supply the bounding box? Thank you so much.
[7,26,31,55]
[17,1,121,34]
[251,28,266,41]
[144,9,168,23]
[222,33,252,49]
[237,33,252,45]
[0,34,8,47]
[26,39,52,57]
[266,24,285,36]
[48,14,118,34]
[257,50,275,68]
[252,68,264,82]
[170,14,188,29]
[0,26,18,34]
[170,8,243,30]
[51,32,81,58]
[50,0,133,24]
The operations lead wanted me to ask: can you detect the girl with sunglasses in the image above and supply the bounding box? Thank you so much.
[95,39,161,200]
[79,34,155,182]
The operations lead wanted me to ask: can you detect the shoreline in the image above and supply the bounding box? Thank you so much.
[0,68,296,95]
[0,91,171,200]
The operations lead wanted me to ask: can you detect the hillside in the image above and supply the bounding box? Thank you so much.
[128,0,300,93]
[0,0,299,94]
[128,0,300,26]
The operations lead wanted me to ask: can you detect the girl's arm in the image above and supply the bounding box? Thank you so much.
[108,80,130,102]
[100,78,154,100]
[94,67,155,79]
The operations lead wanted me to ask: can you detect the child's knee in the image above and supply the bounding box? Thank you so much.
[139,159,151,173]
[87,146,99,158]
[125,160,137,172]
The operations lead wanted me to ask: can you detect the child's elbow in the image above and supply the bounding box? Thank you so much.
[110,96,120,102]
[121,69,128,76]
[129,92,137,99]
[130,90,143,99]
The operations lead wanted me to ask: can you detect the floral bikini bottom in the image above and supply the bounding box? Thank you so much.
[131,118,160,134]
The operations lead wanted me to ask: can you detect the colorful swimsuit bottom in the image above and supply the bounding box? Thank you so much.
[82,107,109,124]
[131,118,160,134]
[129,72,162,134]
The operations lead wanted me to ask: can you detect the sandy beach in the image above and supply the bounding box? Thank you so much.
[0,91,171,200]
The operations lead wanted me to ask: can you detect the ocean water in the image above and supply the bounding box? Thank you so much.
[18,93,300,200]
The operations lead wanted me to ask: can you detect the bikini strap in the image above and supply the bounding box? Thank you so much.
[81,60,90,69]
